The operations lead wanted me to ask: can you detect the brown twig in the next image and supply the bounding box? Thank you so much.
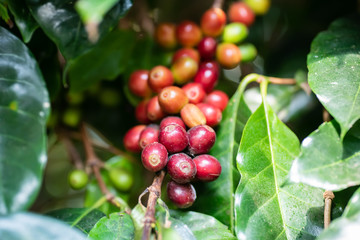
[141,170,166,240]
[268,77,297,85]
[212,0,225,8]
[62,136,84,170]
[323,109,331,122]
[323,190,335,229]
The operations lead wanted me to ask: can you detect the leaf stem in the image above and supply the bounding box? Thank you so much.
[267,77,297,85]
[323,190,335,229]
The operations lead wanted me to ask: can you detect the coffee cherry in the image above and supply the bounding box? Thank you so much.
[197,37,217,60]
[159,124,188,153]
[123,125,146,152]
[180,104,206,128]
[239,43,257,62]
[176,21,202,47]
[172,48,200,64]
[160,116,186,130]
[149,66,174,93]
[216,43,241,69]
[188,125,216,155]
[135,100,151,124]
[200,8,226,37]
[167,181,196,208]
[158,86,189,114]
[204,90,229,111]
[193,154,221,181]
[139,124,160,149]
[128,70,152,98]
[155,23,177,49]
[196,103,222,127]
[228,2,255,26]
[244,0,270,15]
[222,23,248,44]
[109,168,134,192]
[147,96,166,122]
[199,60,220,75]
[62,108,81,127]
[141,142,168,172]
[182,83,206,104]
[171,57,198,85]
[68,169,88,190]
[194,67,218,93]
[167,153,196,183]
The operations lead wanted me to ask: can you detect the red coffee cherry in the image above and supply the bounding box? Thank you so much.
[158,86,189,114]
[204,90,229,112]
[196,103,222,127]
[149,66,174,93]
[160,116,186,130]
[216,43,241,69]
[128,70,152,98]
[167,153,196,183]
[199,60,220,75]
[171,57,198,85]
[182,83,206,104]
[172,48,200,64]
[176,21,202,47]
[193,154,221,181]
[194,67,218,93]
[159,124,188,153]
[139,124,160,149]
[187,125,216,155]
[155,23,177,49]
[228,2,255,26]
[180,103,206,128]
[123,125,146,153]
[197,37,217,60]
[135,100,150,124]
[147,96,166,122]
[167,181,196,208]
[141,142,168,172]
[201,8,226,37]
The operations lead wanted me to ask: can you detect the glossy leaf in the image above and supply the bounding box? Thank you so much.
[288,121,360,191]
[0,212,86,239]
[88,212,135,239]
[46,208,106,234]
[235,82,324,239]
[0,27,50,214]
[307,17,360,138]
[170,210,236,240]
[317,187,360,240]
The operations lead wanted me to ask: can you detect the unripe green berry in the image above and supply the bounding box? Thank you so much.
[68,169,88,190]
[222,23,248,44]
[109,168,134,192]
[239,43,257,62]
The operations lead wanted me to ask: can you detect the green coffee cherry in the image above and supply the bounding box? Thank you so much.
[109,168,134,192]
[239,43,257,62]
[68,169,88,190]
[62,108,81,127]
[222,23,248,44]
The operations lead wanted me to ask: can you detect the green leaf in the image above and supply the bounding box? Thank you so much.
[170,211,236,240]
[26,0,132,60]
[192,83,252,230]
[88,212,135,239]
[307,17,360,138]
[317,187,360,240]
[7,0,38,42]
[235,81,324,239]
[0,212,86,239]
[0,27,50,214]
[288,121,360,191]
[46,208,106,234]
[0,3,10,23]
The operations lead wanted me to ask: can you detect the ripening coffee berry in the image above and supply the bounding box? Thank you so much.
[68,169,88,190]
[172,48,200,64]
[239,43,257,62]
[158,86,189,114]
[141,142,168,172]
[147,96,166,122]
[167,181,196,208]
[167,153,196,183]
[135,100,150,124]
[171,57,198,85]
[148,66,174,93]
[180,103,206,128]
[199,60,220,75]
[193,154,221,181]
[182,83,206,104]
[222,23,248,44]
[197,37,217,60]
[188,125,216,155]
[194,67,218,93]
[128,70,152,98]
[176,21,202,47]
[204,90,229,111]
[139,124,160,149]
[200,8,226,37]
[244,0,270,15]
[228,2,255,26]
[216,43,241,69]
[196,103,222,127]
[160,116,186,130]
[159,124,188,153]
[155,23,177,49]
[109,168,134,192]
[123,125,146,152]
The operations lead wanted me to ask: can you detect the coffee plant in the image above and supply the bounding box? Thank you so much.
[0,0,359,239]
